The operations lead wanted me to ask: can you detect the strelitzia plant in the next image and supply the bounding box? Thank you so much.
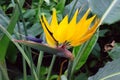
[40,8,99,58]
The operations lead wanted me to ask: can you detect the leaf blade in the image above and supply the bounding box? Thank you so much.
[0,0,25,61]
[89,0,120,24]
[73,29,99,71]
[88,58,120,80]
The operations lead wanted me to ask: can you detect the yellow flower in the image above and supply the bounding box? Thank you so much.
[40,9,99,47]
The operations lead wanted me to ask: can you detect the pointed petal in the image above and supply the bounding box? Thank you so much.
[71,15,96,45]
[78,8,91,24]
[69,9,78,25]
[42,15,52,31]
[50,9,58,33]
[70,19,99,46]
[86,19,100,34]
[78,15,96,37]
[53,15,69,43]
[69,9,91,41]
[67,9,78,41]
[40,17,56,47]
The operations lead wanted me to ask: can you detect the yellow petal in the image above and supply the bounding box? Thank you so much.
[86,19,100,34]
[40,16,57,47]
[67,9,78,41]
[69,9,78,25]
[70,19,99,46]
[71,14,96,45]
[69,9,91,41]
[78,8,91,24]
[42,15,52,31]
[78,15,96,39]
[53,15,69,43]
[50,9,58,33]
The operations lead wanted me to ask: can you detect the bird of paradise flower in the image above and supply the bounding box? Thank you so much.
[15,8,99,60]
[40,8,99,47]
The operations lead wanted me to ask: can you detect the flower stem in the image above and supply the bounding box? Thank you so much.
[16,0,28,36]
[67,61,73,80]
[36,51,44,79]
[46,55,56,80]
[22,57,27,80]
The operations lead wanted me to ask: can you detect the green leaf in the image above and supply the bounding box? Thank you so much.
[73,45,82,57]
[88,58,120,80]
[27,23,43,36]
[0,25,38,80]
[0,0,25,61]
[6,42,17,63]
[55,0,66,13]
[73,29,99,71]
[50,75,58,80]
[89,0,120,24]
[14,40,73,59]
[23,9,36,19]
[39,67,48,75]
[108,43,120,60]
[89,0,112,17]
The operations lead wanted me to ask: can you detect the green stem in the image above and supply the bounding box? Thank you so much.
[22,57,27,80]
[16,0,28,36]
[67,61,73,80]
[46,55,56,80]
[24,45,38,80]
[0,60,9,80]
[36,51,44,79]
[16,2,28,79]
[17,21,27,80]
[36,0,44,75]
[38,0,43,13]
[16,0,38,79]
[16,44,39,80]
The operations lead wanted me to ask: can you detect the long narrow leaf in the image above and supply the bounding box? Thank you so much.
[0,0,25,61]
